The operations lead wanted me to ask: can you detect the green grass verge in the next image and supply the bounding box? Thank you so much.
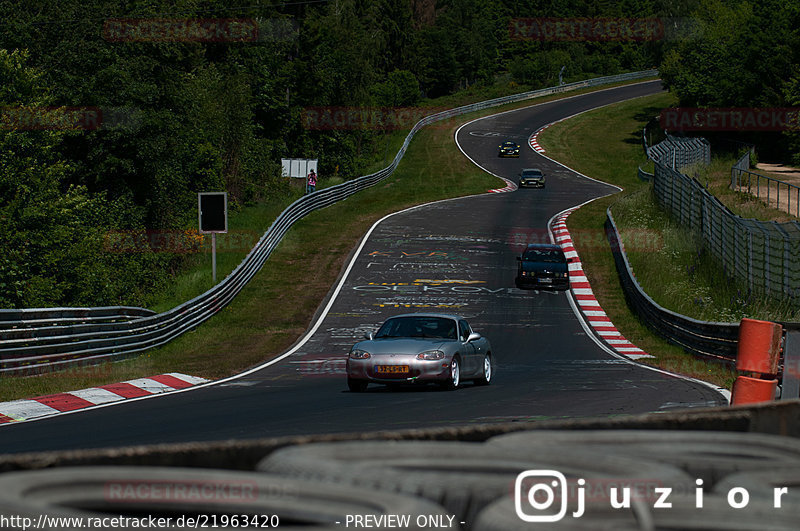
[0,76,660,402]
[538,91,738,389]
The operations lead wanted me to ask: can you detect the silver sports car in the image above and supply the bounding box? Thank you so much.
[346,313,493,392]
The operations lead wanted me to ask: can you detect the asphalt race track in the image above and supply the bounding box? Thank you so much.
[0,80,727,454]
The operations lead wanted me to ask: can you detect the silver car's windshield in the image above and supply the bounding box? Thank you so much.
[375,316,457,340]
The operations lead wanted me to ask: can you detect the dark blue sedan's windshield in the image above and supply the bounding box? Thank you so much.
[376,317,457,339]
[523,248,565,263]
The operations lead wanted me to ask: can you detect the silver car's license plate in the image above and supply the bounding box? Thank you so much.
[375,365,409,374]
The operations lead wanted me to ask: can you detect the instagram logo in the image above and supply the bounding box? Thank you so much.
[515,470,573,522]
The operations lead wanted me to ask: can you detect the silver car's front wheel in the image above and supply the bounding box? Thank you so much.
[442,356,460,390]
[475,353,492,386]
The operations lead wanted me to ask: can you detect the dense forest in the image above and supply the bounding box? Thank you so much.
[658,0,800,160]
[2,0,794,309]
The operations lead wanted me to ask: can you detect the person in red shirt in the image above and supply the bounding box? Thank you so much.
[306,168,317,194]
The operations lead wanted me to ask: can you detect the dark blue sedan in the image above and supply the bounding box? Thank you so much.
[515,243,571,290]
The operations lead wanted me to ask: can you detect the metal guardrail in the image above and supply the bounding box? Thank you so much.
[732,166,800,219]
[0,70,660,375]
[637,166,653,182]
[732,149,750,178]
[605,208,739,363]
[647,133,711,170]
[0,307,155,332]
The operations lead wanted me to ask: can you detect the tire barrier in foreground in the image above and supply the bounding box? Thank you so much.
[486,430,800,486]
[253,432,800,530]
[0,70,658,376]
[3,404,800,529]
[714,466,800,505]
[256,440,695,525]
[0,466,448,530]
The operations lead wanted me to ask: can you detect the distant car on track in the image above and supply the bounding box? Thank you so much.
[519,168,545,188]
[515,243,570,290]
[346,313,493,392]
[498,141,520,157]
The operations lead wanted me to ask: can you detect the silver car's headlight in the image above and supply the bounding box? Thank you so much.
[349,349,371,359]
[417,350,445,360]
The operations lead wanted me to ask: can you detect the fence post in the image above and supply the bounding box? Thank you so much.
[748,229,754,291]
[764,228,770,296]
[783,330,800,400]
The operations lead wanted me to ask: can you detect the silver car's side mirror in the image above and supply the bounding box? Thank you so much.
[364,331,375,340]
[467,332,481,342]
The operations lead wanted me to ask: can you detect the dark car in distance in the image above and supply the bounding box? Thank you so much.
[515,243,571,290]
[498,141,520,157]
[519,168,545,188]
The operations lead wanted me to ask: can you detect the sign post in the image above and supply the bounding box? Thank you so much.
[198,192,228,284]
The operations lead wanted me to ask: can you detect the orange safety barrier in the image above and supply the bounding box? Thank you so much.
[731,375,778,405]
[736,318,782,376]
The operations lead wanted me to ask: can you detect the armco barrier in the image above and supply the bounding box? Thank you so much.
[0,306,155,332]
[637,166,653,182]
[605,208,739,363]
[0,70,659,375]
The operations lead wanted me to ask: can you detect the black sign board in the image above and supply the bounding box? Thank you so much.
[198,192,228,233]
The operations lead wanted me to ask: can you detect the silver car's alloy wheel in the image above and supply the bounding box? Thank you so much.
[475,354,492,386]
[442,357,460,390]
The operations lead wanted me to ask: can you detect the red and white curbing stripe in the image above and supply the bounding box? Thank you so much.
[552,210,654,360]
[488,176,517,193]
[529,124,551,153]
[0,373,209,424]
